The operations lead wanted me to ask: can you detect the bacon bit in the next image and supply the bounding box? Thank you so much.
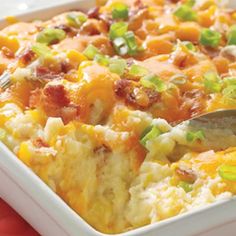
[43,83,70,107]
[87,7,100,19]
[134,0,146,9]
[29,88,42,108]
[175,167,197,183]
[55,24,77,37]
[33,137,49,148]
[36,66,64,81]
[60,105,80,124]
[1,46,15,58]
[60,61,72,73]
[94,144,112,154]
[18,49,35,66]
[115,79,160,109]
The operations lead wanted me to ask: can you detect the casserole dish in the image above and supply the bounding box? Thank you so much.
[1,0,236,235]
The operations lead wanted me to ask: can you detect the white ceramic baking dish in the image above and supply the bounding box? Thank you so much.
[1,1,236,236]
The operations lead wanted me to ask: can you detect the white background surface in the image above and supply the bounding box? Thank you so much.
[0,0,69,18]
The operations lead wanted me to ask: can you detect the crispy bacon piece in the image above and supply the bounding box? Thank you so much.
[33,137,49,148]
[115,79,160,109]
[36,66,64,81]
[43,83,70,107]
[175,167,197,183]
[18,49,35,66]
[87,7,100,19]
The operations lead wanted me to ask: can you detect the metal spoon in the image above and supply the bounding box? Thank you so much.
[188,109,236,134]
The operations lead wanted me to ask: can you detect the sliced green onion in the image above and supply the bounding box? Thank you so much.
[112,3,129,19]
[200,28,221,48]
[124,31,138,55]
[203,72,222,93]
[186,130,205,142]
[174,5,197,21]
[227,25,236,45]
[0,128,6,140]
[222,85,236,99]
[218,164,236,181]
[170,74,187,85]
[66,12,87,28]
[32,43,52,58]
[109,22,128,40]
[140,74,167,92]
[109,58,127,75]
[223,77,236,86]
[36,28,66,45]
[113,37,129,55]
[185,0,196,7]
[83,44,100,60]
[182,41,196,51]
[94,54,110,66]
[140,125,161,147]
[129,64,149,77]
[178,181,193,192]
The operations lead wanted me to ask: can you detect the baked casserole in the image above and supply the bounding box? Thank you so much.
[1,0,236,233]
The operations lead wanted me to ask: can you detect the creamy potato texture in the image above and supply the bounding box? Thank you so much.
[1,0,236,233]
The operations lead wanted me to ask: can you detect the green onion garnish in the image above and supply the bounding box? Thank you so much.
[203,72,222,93]
[124,31,138,55]
[113,37,129,55]
[186,130,205,142]
[178,181,193,192]
[36,28,66,45]
[140,125,161,147]
[182,41,196,51]
[94,54,110,66]
[129,64,149,77]
[0,128,6,140]
[227,25,236,45]
[140,74,167,92]
[222,85,236,99]
[199,29,221,48]
[109,58,127,75]
[185,0,196,7]
[218,164,236,181]
[174,5,197,21]
[112,3,129,20]
[83,44,100,60]
[66,12,87,28]
[170,74,187,85]
[109,22,128,40]
[32,43,52,58]
[223,77,236,86]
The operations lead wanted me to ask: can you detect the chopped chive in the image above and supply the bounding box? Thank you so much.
[112,3,129,19]
[200,29,221,48]
[124,31,138,55]
[66,12,87,28]
[140,125,161,147]
[185,0,196,7]
[227,25,236,45]
[36,28,66,45]
[94,54,110,66]
[109,58,127,75]
[218,164,236,181]
[129,64,149,77]
[140,74,167,92]
[222,85,236,99]
[182,41,196,51]
[170,74,187,85]
[203,72,222,93]
[83,44,100,60]
[109,22,128,40]
[174,5,197,21]
[32,43,52,58]
[186,130,205,142]
[178,181,193,192]
[113,37,129,55]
